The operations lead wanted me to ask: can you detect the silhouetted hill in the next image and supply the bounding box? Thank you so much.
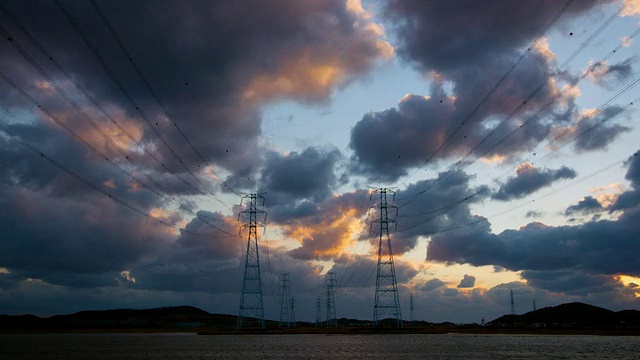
[2,302,638,333]
[490,302,640,327]
[1,306,240,331]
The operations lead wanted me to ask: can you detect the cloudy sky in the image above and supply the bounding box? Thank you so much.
[1,0,639,324]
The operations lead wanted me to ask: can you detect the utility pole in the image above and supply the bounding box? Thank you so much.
[371,188,402,328]
[315,296,323,328]
[510,289,516,316]
[325,272,337,327]
[236,194,267,329]
[279,273,291,328]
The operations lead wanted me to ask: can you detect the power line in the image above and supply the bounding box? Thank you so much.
[396,1,629,208]
[333,194,374,291]
[0,5,187,188]
[398,192,481,219]
[398,150,638,237]
[0,122,233,241]
[402,0,576,185]
[546,76,640,148]
[0,22,171,195]
[88,0,204,165]
[0,64,233,237]
[3,2,239,215]
[0,70,161,196]
[87,0,241,196]
[260,225,280,299]
[51,0,207,191]
[485,94,637,196]
[0,4,141,148]
[0,90,234,239]
[54,0,236,214]
[557,1,632,70]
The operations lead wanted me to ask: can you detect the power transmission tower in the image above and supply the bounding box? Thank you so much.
[370,188,403,328]
[289,297,296,328]
[325,272,337,327]
[279,273,291,328]
[533,299,537,312]
[510,289,516,316]
[236,194,267,329]
[315,296,323,328]
[409,293,415,325]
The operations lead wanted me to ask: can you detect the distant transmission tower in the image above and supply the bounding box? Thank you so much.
[289,297,296,328]
[236,194,267,329]
[325,272,337,327]
[533,299,537,312]
[370,188,403,328]
[279,273,291,328]
[510,289,516,316]
[409,293,415,325]
[315,296,323,328]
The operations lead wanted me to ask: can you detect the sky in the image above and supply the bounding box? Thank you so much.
[0,0,639,324]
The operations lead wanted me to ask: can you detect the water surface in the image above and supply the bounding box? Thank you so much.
[1,333,638,359]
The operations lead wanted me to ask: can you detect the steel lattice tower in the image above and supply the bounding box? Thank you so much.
[409,293,415,325]
[315,296,323,328]
[510,289,516,316]
[325,272,337,327]
[236,194,267,329]
[371,188,403,328]
[279,273,291,328]
[289,297,296,328]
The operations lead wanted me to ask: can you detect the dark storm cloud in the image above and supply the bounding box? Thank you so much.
[521,269,620,295]
[328,254,418,289]
[261,146,341,206]
[429,212,640,276]
[525,210,544,218]
[178,200,199,214]
[0,0,394,314]
[277,170,486,264]
[428,150,640,290]
[384,0,607,72]
[130,261,242,294]
[492,165,577,201]
[564,196,604,215]
[611,190,640,211]
[572,105,631,152]
[267,201,319,223]
[392,169,490,254]
[349,84,456,181]
[170,211,241,262]
[623,150,640,187]
[95,211,334,295]
[0,121,180,288]
[0,122,161,205]
[349,0,610,180]
[349,53,563,181]
[457,274,476,288]
[611,151,640,211]
[420,278,445,292]
[575,122,631,152]
[583,57,636,87]
[0,185,174,286]
[0,0,390,186]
